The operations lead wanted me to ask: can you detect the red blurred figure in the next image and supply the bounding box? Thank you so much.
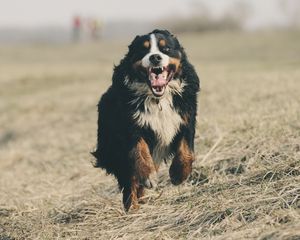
[72,15,82,42]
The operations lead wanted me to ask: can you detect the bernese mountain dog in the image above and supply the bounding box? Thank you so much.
[92,29,200,211]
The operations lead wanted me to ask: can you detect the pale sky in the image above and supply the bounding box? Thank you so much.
[0,0,292,29]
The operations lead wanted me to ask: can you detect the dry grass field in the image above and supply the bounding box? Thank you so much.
[0,31,300,240]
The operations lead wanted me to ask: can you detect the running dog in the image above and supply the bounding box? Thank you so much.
[92,29,200,211]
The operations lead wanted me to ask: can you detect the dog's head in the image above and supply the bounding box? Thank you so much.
[121,29,186,98]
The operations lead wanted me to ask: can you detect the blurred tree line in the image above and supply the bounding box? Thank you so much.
[160,0,300,33]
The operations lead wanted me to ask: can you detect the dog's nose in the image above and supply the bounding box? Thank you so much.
[149,54,162,65]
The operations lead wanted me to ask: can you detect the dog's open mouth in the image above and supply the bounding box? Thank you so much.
[148,66,174,97]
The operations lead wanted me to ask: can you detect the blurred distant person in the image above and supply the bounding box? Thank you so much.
[72,15,82,42]
[88,18,102,41]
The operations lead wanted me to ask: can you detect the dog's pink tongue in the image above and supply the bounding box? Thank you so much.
[150,73,167,87]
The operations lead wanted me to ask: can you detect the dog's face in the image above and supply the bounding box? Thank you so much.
[127,30,183,97]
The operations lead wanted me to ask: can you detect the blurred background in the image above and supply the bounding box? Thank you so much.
[1,1,300,239]
[0,0,300,43]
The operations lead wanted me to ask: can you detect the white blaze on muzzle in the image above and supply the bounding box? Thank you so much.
[141,34,169,68]
[141,34,171,97]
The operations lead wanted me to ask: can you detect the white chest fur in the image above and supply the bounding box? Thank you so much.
[133,94,182,146]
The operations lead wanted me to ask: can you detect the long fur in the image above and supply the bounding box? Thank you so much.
[92,29,200,211]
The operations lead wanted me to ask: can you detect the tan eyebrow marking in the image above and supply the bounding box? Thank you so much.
[159,39,166,47]
[143,40,150,48]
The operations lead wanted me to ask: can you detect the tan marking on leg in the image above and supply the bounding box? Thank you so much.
[137,185,146,204]
[182,114,189,125]
[169,139,195,185]
[135,138,156,180]
[130,177,139,210]
[123,177,139,211]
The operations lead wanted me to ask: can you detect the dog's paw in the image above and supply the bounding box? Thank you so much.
[169,160,192,185]
[142,173,158,189]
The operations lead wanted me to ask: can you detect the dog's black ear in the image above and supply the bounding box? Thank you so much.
[128,35,141,51]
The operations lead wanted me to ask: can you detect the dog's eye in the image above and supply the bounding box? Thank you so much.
[163,47,170,52]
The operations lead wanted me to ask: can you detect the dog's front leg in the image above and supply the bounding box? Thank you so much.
[122,176,139,211]
[123,138,157,211]
[169,138,195,185]
[133,138,158,189]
